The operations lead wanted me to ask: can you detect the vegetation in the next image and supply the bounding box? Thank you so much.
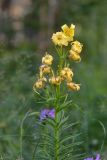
[0,0,107,159]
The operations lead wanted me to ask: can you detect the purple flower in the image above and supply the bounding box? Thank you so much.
[95,154,101,160]
[84,154,101,160]
[48,109,55,119]
[40,108,55,121]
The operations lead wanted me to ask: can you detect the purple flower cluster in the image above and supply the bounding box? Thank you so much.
[84,154,101,160]
[40,108,55,121]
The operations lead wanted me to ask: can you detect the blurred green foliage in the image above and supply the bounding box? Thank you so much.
[0,0,107,159]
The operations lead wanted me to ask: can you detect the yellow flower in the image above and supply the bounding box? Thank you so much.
[69,41,83,62]
[49,76,61,85]
[33,77,47,89]
[52,32,69,46]
[40,65,51,77]
[61,24,75,41]
[71,41,83,54]
[67,82,80,91]
[69,50,81,62]
[42,53,53,65]
[60,67,73,82]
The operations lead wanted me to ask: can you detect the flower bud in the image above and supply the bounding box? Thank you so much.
[33,77,47,89]
[71,41,83,54]
[40,65,51,77]
[42,53,53,65]
[69,50,81,62]
[49,76,61,85]
[60,67,73,82]
[67,82,80,91]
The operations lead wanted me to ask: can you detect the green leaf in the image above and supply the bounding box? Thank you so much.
[58,116,68,129]
[59,133,81,145]
[62,122,80,132]
[57,100,73,112]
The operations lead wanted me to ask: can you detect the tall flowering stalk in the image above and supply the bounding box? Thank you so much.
[33,24,83,160]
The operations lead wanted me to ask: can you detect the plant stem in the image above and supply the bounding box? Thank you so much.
[55,109,59,160]
[59,46,63,72]
[54,45,64,160]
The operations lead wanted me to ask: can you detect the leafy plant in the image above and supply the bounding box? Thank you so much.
[21,24,85,160]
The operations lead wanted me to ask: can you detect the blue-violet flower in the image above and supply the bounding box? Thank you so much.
[40,108,55,121]
[84,154,101,160]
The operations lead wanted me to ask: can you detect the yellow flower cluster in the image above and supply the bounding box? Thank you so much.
[52,32,69,46]
[33,53,53,89]
[33,77,47,89]
[60,67,80,91]
[40,65,51,78]
[62,24,75,41]
[52,24,75,46]
[42,53,53,65]
[67,82,80,91]
[52,24,83,62]
[49,76,61,85]
[69,41,83,62]
[33,24,83,91]
[60,67,73,82]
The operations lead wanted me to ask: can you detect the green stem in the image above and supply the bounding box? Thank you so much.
[55,109,59,160]
[32,140,40,160]
[54,46,64,160]
[20,112,29,159]
[59,46,63,72]
[20,112,39,159]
